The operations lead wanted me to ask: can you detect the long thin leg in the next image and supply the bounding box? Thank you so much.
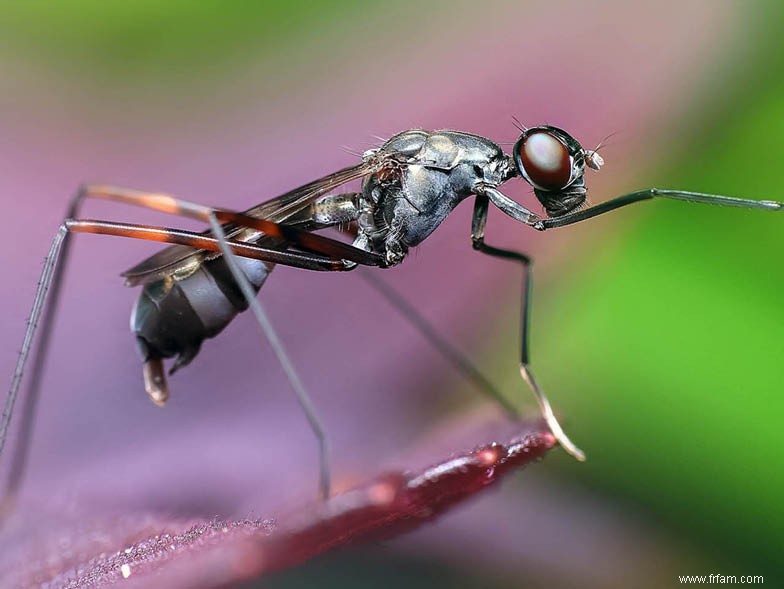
[206,214,331,499]
[328,221,521,418]
[83,184,385,267]
[0,225,69,519]
[0,185,101,518]
[475,184,541,226]
[66,219,355,270]
[535,188,782,230]
[358,270,519,419]
[471,194,585,461]
[1,217,351,515]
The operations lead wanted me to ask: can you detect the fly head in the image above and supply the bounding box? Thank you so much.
[513,125,604,217]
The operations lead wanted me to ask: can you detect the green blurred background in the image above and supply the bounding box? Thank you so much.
[0,1,781,587]
[535,5,784,579]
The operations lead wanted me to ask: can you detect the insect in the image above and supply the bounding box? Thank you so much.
[1,125,781,513]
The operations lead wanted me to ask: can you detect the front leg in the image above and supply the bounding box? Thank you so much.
[533,188,782,230]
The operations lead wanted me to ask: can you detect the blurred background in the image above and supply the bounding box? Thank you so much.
[0,1,782,587]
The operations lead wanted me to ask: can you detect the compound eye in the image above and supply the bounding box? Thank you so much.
[519,131,572,191]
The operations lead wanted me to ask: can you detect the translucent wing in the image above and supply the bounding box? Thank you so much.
[241,161,383,223]
[122,159,386,286]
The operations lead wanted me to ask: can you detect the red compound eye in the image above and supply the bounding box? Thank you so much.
[518,131,572,191]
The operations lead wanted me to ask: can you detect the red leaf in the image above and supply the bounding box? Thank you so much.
[4,423,554,588]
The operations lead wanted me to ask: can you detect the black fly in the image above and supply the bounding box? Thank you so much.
[1,125,781,512]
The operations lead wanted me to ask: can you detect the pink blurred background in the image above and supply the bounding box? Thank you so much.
[2,1,773,587]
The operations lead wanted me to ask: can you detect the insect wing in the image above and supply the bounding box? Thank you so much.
[241,160,383,223]
[122,159,384,286]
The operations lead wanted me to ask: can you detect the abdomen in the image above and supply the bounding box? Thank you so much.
[131,256,273,373]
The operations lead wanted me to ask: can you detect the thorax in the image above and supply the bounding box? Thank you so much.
[359,129,511,256]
